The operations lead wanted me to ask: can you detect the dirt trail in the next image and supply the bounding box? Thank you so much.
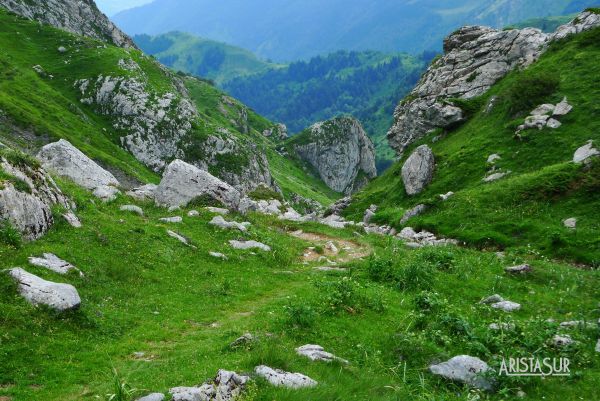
[289,229,371,264]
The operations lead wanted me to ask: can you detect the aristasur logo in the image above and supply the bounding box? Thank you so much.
[499,357,571,377]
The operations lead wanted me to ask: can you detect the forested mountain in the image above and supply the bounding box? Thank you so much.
[223,51,426,170]
[134,32,281,85]
[113,0,600,61]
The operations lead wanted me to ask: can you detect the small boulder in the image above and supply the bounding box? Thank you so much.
[429,355,492,390]
[505,264,531,274]
[573,141,599,164]
[546,118,562,129]
[553,97,573,116]
[254,365,317,389]
[209,251,227,260]
[187,210,199,217]
[229,240,271,252]
[159,216,182,223]
[489,322,516,331]
[28,253,81,275]
[480,294,505,304]
[57,46,67,53]
[209,216,250,232]
[126,184,157,201]
[167,230,193,248]
[487,154,501,163]
[563,218,577,229]
[136,394,165,401]
[552,335,575,347]
[483,171,509,182]
[401,145,435,195]
[400,204,427,224]
[205,207,230,215]
[120,205,144,216]
[530,104,555,116]
[296,344,349,364]
[62,212,82,228]
[439,191,454,201]
[7,268,81,311]
[230,333,254,349]
[595,339,600,353]
[491,301,521,312]
[363,204,377,224]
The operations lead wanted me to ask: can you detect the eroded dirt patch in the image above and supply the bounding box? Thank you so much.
[289,230,371,263]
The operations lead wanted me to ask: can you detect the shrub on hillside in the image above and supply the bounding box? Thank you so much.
[505,71,560,116]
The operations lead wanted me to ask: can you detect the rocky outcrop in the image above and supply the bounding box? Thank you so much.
[0,0,136,48]
[169,370,250,401]
[0,147,73,240]
[401,145,435,195]
[262,123,288,140]
[292,117,377,194]
[37,139,120,201]
[7,268,81,312]
[387,11,600,156]
[28,253,80,275]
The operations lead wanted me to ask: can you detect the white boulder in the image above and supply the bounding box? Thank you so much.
[254,365,317,389]
[7,268,81,311]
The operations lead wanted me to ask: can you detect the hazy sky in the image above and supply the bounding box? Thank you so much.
[96,0,155,16]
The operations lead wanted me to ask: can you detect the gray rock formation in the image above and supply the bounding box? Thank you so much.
[136,393,165,401]
[159,216,182,223]
[324,196,352,217]
[209,216,250,232]
[491,301,521,312]
[296,344,349,364]
[429,355,492,390]
[563,218,577,229]
[37,139,120,200]
[552,335,574,347]
[7,268,81,311]
[1,147,73,240]
[262,123,288,140]
[573,141,599,164]
[387,12,600,156]
[28,253,81,275]
[0,0,136,48]
[505,264,532,274]
[229,240,271,252]
[400,204,427,224]
[127,184,157,201]
[292,117,376,194]
[254,365,317,389]
[154,160,244,212]
[401,145,435,195]
[169,370,250,401]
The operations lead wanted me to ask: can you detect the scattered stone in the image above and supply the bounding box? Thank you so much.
[573,141,599,164]
[159,216,182,223]
[324,196,352,216]
[489,322,516,331]
[546,118,562,129]
[167,230,194,248]
[170,370,250,401]
[553,97,573,116]
[563,218,577,229]
[429,355,492,390]
[187,210,199,217]
[136,393,164,401]
[254,365,317,389]
[229,333,254,349]
[209,252,227,260]
[559,320,592,329]
[483,171,509,182]
[397,227,458,247]
[439,191,454,201]
[487,154,501,164]
[209,216,250,232]
[7,268,81,311]
[595,339,600,353]
[120,205,144,216]
[126,184,157,201]
[552,335,574,347]
[400,204,427,224]
[530,104,555,116]
[505,264,531,274]
[255,199,283,215]
[28,253,80,275]
[313,266,348,272]
[363,204,377,224]
[320,214,353,229]
[37,139,120,200]
[491,301,521,312]
[205,207,230,215]
[229,240,271,252]
[296,344,349,364]
[62,212,82,228]
[401,145,435,195]
[480,294,504,304]
[325,241,338,254]
[57,46,67,53]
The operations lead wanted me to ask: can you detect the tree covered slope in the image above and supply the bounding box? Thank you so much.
[346,25,600,265]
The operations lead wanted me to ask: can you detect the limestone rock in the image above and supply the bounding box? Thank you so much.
[402,145,435,195]
[209,251,227,259]
[531,104,555,116]
[363,204,377,224]
[136,394,165,401]
[209,216,250,232]
[552,335,574,347]
[596,339,600,353]
[127,184,157,201]
[37,139,120,200]
[187,210,199,217]
[0,148,73,240]
[296,344,349,364]
[262,123,288,140]
[7,268,81,311]
[230,333,254,349]
[491,301,521,312]
[483,171,509,183]
[62,212,82,228]
[92,185,120,202]
[505,264,531,274]
[546,118,562,129]
[563,218,577,229]
[205,207,230,215]
[159,216,182,223]
[573,141,599,164]
[324,196,352,216]
[489,322,515,331]
[169,370,250,401]
[292,117,377,194]
[167,230,194,248]
[439,191,454,201]
[255,199,283,215]
[552,11,600,41]
[553,97,573,116]
[120,205,144,216]
[487,154,501,163]
[400,204,427,224]
[0,0,137,48]
[254,365,317,389]
[429,355,492,390]
[480,294,504,304]
[28,253,80,275]
[229,240,271,252]
[154,160,243,212]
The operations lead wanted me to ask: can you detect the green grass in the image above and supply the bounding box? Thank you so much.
[0,181,598,401]
[347,26,600,265]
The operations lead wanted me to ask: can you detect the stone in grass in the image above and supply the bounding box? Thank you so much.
[491,301,521,312]
[28,253,81,276]
[489,322,516,331]
[209,252,227,260]
[230,333,254,349]
[205,207,230,215]
[254,365,317,389]
[483,171,509,183]
[504,264,531,274]
[136,394,165,401]
[429,355,493,391]
[563,218,577,229]
[229,240,271,252]
[120,205,144,216]
[7,268,81,312]
[160,216,183,223]
[296,344,349,364]
[187,210,199,217]
[480,294,504,304]
[209,216,250,232]
[170,370,250,401]
[167,230,195,249]
[573,141,599,164]
[313,266,348,272]
[552,335,575,347]
[62,212,82,228]
[596,339,600,353]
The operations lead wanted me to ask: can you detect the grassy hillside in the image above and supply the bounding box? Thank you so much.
[346,26,600,266]
[0,9,337,205]
[224,50,425,171]
[507,14,576,32]
[134,32,282,85]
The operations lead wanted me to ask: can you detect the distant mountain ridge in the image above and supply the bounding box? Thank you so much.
[113,0,600,61]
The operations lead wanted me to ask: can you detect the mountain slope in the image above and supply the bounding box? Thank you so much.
[112,0,599,61]
[346,21,600,265]
[134,32,282,85]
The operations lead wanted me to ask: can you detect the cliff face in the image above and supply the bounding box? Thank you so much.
[291,117,376,195]
[0,0,136,48]
[387,10,600,156]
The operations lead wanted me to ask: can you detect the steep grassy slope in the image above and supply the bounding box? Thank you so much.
[508,14,576,32]
[0,9,337,204]
[1,181,599,401]
[134,32,282,85]
[346,26,600,265]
